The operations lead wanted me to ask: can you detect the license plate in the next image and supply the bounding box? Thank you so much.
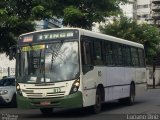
[40,101,51,105]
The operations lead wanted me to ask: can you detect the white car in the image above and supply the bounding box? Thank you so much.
[0,77,16,106]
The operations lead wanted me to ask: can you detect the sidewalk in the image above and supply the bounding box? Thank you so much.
[147,85,160,89]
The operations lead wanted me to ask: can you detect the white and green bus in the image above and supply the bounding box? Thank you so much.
[12,28,146,114]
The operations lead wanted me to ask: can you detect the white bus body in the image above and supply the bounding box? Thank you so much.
[15,28,146,114]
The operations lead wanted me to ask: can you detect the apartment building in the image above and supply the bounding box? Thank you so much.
[35,17,62,30]
[152,0,160,24]
[133,0,160,25]
[133,0,153,24]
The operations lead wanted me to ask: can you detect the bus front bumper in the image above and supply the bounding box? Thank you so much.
[17,91,83,109]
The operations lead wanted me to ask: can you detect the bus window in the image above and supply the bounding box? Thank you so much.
[131,47,139,66]
[82,41,93,65]
[104,42,113,65]
[94,40,103,65]
[122,46,132,66]
[138,48,145,67]
[113,43,123,66]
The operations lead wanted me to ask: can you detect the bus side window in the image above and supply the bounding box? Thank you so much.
[81,41,93,65]
[104,41,113,65]
[81,40,94,74]
[93,40,103,65]
[113,43,123,66]
[131,47,139,66]
[138,48,145,67]
[122,46,132,66]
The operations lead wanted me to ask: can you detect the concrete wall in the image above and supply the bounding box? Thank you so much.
[147,66,160,86]
[0,54,15,79]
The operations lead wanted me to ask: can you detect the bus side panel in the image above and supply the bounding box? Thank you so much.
[82,67,98,107]
[135,68,147,95]
[104,67,130,101]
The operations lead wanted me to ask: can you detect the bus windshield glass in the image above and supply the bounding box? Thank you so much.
[17,41,79,83]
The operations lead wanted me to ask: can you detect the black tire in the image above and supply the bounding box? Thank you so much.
[91,89,102,114]
[128,83,135,105]
[10,94,17,107]
[118,84,135,105]
[40,108,53,115]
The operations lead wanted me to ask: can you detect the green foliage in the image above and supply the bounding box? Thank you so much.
[0,0,128,55]
[99,16,160,65]
[40,0,128,29]
[0,0,49,55]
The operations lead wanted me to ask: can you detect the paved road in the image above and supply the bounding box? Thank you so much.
[0,88,160,120]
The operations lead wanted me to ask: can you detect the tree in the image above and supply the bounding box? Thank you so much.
[40,0,127,29]
[99,16,160,64]
[0,0,51,54]
[0,0,127,54]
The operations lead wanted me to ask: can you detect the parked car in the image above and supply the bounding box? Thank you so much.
[0,77,16,107]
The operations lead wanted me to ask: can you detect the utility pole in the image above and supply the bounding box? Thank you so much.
[153,59,155,89]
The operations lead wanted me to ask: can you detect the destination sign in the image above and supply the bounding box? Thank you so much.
[19,29,79,45]
[38,31,74,41]
[23,35,33,43]
[21,44,45,52]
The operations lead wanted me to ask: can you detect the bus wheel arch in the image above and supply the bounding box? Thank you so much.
[118,81,135,105]
[97,84,105,102]
[91,84,105,114]
[129,81,136,104]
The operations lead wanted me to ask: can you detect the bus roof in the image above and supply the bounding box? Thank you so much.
[20,28,144,49]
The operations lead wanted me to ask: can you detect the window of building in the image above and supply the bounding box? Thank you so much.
[137,4,149,9]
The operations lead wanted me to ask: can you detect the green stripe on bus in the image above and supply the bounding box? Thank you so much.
[16,91,83,109]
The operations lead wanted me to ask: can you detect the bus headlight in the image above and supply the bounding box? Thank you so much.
[16,83,22,96]
[69,79,80,94]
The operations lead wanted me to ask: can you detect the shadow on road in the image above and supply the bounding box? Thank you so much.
[0,104,17,109]
[21,100,146,119]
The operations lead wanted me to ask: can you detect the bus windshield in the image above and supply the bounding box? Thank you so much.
[17,41,79,83]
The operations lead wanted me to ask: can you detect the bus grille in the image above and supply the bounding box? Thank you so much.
[22,89,65,98]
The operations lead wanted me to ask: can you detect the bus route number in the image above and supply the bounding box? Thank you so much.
[53,88,61,93]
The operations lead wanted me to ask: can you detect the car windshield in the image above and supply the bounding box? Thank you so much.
[0,78,15,86]
[17,41,79,83]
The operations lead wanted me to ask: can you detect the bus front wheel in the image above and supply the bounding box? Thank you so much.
[91,89,102,114]
[40,108,53,115]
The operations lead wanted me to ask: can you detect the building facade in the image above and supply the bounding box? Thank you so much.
[0,54,15,78]
[133,0,160,25]
[152,0,160,25]
[133,0,153,24]
[35,17,62,30]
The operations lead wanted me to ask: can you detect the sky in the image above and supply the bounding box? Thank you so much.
[92,3,133,32]
[120,3,133,18]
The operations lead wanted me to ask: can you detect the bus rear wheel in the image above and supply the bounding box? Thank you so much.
[91,89,102,114]
[127,83,135,105]
[119,84,135,105]
[40,108,53,115]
